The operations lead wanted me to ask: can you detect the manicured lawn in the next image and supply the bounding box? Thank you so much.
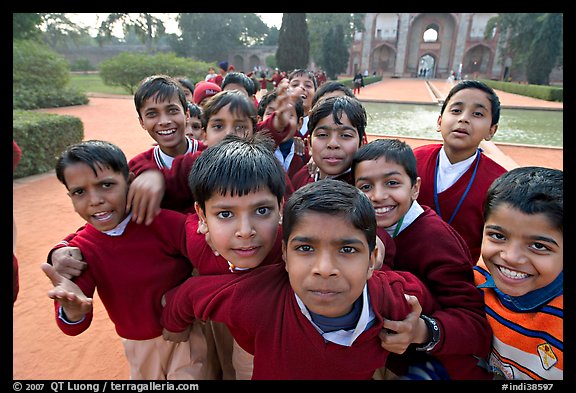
[69,73,130,95]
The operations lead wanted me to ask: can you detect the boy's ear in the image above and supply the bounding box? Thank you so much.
[138,115,145,130]
[411,177,421,201]
[194,202,209,234]
[485,124,498,141]
[367,246,377,279]
[436,115,442,132]
[127,171,135,185]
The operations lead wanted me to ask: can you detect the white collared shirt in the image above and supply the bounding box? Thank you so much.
[436,147,477,193]
[295,284,375,347]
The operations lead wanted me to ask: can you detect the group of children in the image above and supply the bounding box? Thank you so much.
[41,70,563,381]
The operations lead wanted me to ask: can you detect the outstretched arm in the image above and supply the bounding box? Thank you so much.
[41,263,92,322]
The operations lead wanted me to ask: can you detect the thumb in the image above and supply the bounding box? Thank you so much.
[41,263,62,286]
[404,294,422,314]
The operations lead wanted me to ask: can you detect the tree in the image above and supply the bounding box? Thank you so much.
[276,13,309,72]
[40,13,90,49]
[13,13,43,41]
[307,13,364,69]
[97,13,166,54]
[176,13,270,62]
[321,25,349,80]
[486,13,563,85]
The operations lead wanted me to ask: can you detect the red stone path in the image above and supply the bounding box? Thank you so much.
[12,79,563,380]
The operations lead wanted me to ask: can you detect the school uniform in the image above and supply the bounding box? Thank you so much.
[291,166,354,191]
[161,262,438,379]
[50,210,209,380]
[414,144,507,262]
[274,140,310,181]
[382,201,494,380]
[474,261,563,380]
[128,137,206,214]
[184,213,284,380]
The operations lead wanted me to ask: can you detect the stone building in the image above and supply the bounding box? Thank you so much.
[348,13,508,80]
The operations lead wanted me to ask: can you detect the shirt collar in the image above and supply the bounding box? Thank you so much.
[295,284,374,347]
[478,271,563,311]
[102,212,132,236]
[384,200,424,238]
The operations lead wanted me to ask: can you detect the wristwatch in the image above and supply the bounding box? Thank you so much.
[415,314,440,352]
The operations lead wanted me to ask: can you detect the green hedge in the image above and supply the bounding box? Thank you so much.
[13,110,84,179]
[482,79,563,102]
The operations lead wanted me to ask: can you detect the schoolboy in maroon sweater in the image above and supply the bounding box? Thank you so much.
[352,138,493,380]
[161,179,438,379]
[41,140,208,380]
[414,80,507,263]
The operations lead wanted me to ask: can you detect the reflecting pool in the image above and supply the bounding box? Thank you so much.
[363,102,563,147]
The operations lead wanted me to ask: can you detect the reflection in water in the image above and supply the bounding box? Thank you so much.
[363,102,563,147]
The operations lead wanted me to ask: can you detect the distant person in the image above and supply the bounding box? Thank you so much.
[311,80,355,109]
[193,81,222,107]
[413,80,507,263]
[185,102,205,142]
[353,72,364,95]
[287,68,318,139]
[212,61,229,87]
[42,140,209,380]
[176,77,194,103]
[474,167,563,380]
[257,87,306,180]
[205,67,217,83]
[222,71,258,108]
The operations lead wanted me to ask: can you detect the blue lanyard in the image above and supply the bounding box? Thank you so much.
[433,149,481,225]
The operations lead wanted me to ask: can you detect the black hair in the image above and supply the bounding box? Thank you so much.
[222,72,257,96]
[176,77,195,95]
[201,90,258,132]
[282,179,377,253]
[134,74,188,119]
[484,166,563,233]
[189,133,286,212]
[288,68,318,90]
[352,138,418,186]
[440,80,501,126]
[187,101,202,118]
[308,96,367,146]
[311,81,355,109]
[55,140,129,189]
[257,90,304,119]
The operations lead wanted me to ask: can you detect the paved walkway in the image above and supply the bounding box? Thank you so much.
[354,78,563,171]
[356,77,564,111]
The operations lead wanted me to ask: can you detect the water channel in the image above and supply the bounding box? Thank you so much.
[362,102,563,148]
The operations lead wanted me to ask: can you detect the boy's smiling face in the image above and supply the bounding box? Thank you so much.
[138,92,189,157]
[283,212,376,318]
[354,156,420,229]
[481,204,563,297]
[64,163,131,232]
[195,188,281,269]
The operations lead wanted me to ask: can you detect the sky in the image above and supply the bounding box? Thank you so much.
[66,13,283,36]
